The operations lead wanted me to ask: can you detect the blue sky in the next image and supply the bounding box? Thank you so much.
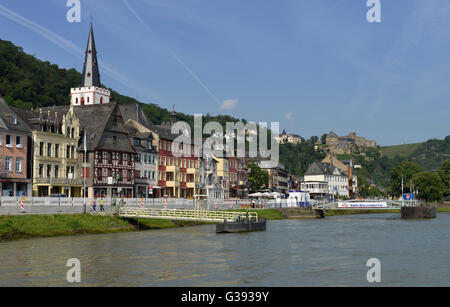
[0,0,449,146]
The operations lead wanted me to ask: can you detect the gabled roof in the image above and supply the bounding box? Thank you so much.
[327,131,338,138]
[321,154,349,175]
[304,160,344,176]
[119,104,154,130]
[13,105,70,130]
[0,96,32,132]
[74,104,114,150]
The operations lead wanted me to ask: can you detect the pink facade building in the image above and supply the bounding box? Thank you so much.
[0,97,32,196]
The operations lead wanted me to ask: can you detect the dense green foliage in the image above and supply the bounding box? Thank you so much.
[408,136,450,171]
[390,161,423,196]
[248,162,269,192]
[0,38,244,128]
[356,175,385,198]
[0,39,81,109]
[279,141,326,176]
[412,171,444,202]
[381,136,450,172]
[438,159,450,196]
[336,147,400,189]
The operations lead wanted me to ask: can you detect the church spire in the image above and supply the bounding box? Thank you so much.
[81,22,101,87]
[70,23,110,107]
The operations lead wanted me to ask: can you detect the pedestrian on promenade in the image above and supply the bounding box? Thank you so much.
[111,195,117,213]
[119,196,125,210]
[93,198,97,212]
[100,197,105,212]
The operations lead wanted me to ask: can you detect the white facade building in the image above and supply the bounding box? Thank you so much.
[303,161,356,198]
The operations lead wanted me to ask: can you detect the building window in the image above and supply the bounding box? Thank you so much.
[135,153,141,163]
[39,164,43,177]
[47,143,52,157]
[71,146,75,159]
[15,158,22,173]
[55,144,59,158]
[14,135,21,148]
[113,136,117,144]
[4,157,12,171]
[5,134,12,147]
[47,165,51,178]
[55,165,59,178]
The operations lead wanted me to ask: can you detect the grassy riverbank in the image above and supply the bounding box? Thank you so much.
[2,207,448,242]
[232,209,286,220]
[0,214,204,242]
[436,207,450,213]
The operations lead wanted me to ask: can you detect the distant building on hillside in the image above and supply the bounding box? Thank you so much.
[276,129,302,145]
[325,131,376,155]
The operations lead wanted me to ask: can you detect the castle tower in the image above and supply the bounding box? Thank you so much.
[70,23,111,106]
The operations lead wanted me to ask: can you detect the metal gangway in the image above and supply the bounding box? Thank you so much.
[119,207,259,223]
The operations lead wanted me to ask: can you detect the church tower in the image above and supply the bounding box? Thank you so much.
[70,23,111,106]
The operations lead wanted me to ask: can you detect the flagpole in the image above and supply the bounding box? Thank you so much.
[83,130,87,214]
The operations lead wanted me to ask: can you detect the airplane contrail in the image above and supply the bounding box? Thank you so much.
[0,4,157,99]
[122,0,222,105]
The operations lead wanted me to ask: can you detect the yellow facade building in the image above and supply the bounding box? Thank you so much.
[17,106,83,197]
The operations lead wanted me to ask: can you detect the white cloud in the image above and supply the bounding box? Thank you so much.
[220,99,239,111]
[285,111,293,121]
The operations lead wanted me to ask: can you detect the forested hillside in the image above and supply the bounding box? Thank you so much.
[0,38,242,128]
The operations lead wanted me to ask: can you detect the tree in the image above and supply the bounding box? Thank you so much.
[320,133,328,145]
[412,171,444,202]
[357,175,384,198]
[248,162,269,192]
[309,136,319,144]
[438,159,450,196]
[390,161,423,196]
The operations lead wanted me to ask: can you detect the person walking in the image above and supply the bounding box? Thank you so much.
[92,198,97,212]
[111,195,117,213]
[100,197,105,212]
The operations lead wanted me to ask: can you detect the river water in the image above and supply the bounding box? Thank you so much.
[0,213,449,287]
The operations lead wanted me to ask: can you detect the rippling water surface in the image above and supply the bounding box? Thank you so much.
[0,213,449,286]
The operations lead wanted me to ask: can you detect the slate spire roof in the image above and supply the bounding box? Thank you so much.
[81,22,101,87]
